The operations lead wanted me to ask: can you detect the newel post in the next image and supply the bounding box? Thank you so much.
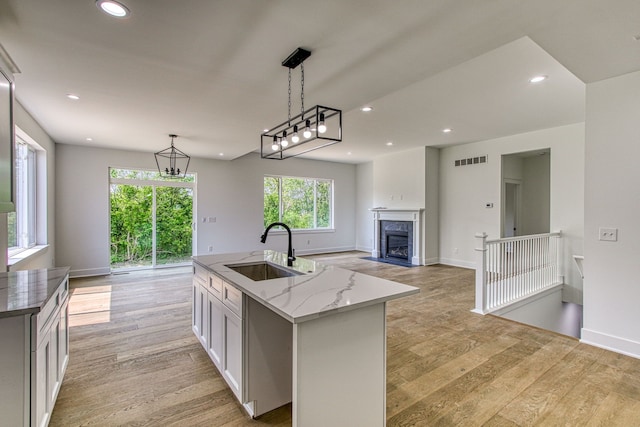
[472,232,488,314]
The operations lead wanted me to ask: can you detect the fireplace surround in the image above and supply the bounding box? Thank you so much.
[371,208,424,266]
[380,220,413,262]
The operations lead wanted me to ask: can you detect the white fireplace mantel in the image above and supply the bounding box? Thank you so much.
[370,208,424,265]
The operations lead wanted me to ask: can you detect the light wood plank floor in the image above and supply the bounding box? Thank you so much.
[50,252,640,426]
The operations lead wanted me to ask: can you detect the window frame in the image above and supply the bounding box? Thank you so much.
[264,174,334,231]
[7,132,39,255]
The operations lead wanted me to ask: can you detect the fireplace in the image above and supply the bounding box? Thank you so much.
[380,220,413,264]
[386,232,409,259]
[371,208,423,266]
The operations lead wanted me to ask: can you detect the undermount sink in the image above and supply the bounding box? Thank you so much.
[226,261,303,281]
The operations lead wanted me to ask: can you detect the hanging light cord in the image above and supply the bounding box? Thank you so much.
[287,68,292,127]
[300,63,305,119]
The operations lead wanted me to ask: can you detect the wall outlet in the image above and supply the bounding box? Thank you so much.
[485,202,494,208]
[208,216,216,223]
[208,245,213,252]
[454,248,459,254]
[599,227,618,242]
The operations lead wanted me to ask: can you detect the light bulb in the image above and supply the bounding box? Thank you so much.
[303,119,312,138]
[292,125,300,143]
[318,113,327,134]
[271,136,279,151]
[281,130,288,147]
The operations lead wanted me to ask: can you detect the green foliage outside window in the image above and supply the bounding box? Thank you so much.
[264,175,333,229]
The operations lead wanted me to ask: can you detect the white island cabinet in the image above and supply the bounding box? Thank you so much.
[192,251,419,426]
[0,267,70,427]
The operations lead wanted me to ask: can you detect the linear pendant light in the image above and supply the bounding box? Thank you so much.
[261,47,342,160]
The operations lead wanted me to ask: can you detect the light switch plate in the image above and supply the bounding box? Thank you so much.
[599,227,618,242]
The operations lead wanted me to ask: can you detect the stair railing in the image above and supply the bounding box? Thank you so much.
[473,231,562,314]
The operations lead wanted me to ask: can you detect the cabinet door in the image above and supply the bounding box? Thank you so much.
[192,278,207,343]
[222,305,243,400]
[198,284,208,346]
[47,313,61,413]
[206,292,223,369]
[58,298,70,385]
[192,279,199,335]
[33,328,51,427]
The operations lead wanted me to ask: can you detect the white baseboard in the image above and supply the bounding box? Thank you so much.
[355,245,372,253]
[424,257,439,266]
[295,246,357,256]
[69,267,111,278]
[581,328,640,359]
[438,257,476,269]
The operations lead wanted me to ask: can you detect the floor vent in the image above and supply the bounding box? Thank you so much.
[455,155,487,167]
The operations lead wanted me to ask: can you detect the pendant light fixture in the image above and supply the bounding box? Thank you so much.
[154,134,191,178]
[261,47,342,160]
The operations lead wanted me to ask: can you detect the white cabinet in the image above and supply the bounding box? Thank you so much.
[31,275,69,427]
[0,49,17,214]
[222,303,243,400]
[206,291,223,369]
[192,266,244,402]
[0,272,69,427]
[192,265,208,346]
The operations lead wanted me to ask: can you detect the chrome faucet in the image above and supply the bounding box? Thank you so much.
[261,222,296,266]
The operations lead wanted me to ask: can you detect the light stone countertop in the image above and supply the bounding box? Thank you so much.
[0,267,70,318]
[192,250,419,323]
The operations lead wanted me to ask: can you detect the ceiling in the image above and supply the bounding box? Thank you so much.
[0,0,639,164]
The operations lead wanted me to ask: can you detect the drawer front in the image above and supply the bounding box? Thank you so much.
[33,290,60,349]
[193,263,208,283]
[59,275,69,304]
[208,273,223,300]
[222,281,243,318]
[32,274,70,349]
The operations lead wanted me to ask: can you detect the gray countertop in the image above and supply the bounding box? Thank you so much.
[0,267,70,318]
[193,251,419,323]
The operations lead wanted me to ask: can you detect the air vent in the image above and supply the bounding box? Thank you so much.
[454,155,487,167]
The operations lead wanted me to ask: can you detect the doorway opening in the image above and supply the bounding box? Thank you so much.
[109,168,195,271]
[501,149,550,238]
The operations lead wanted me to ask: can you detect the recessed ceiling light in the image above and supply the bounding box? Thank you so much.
[219,153,224,156]
[347,151,352,155]
[442,128,453,133]
[386,141,393,146]
[86,137,93,142]
[361,106,373,112]
[96,0,130,18]
[66,94,80,100]
[529,75,547,84]
[263,128,269,132]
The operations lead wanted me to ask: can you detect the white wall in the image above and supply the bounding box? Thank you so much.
[355,161,373,252]
[55,145,356,276]
[439,123,584,302]
[582,70,640,358]
[355,146,439,264]
[424,147,439,263]
[521,154,550,235]
[372,147,425,209]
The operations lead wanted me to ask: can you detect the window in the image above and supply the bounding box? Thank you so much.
[7,136,37,252]
[264,175,333,230]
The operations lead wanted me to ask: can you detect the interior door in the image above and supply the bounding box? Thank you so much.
[503,181,521,238]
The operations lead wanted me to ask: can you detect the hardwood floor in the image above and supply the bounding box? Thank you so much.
[50,253,640,426]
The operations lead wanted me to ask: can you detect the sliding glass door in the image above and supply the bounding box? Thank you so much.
[109,169,194,270]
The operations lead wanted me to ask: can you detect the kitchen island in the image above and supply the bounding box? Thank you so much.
[192,251,418,427]
[0,267,70,427]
